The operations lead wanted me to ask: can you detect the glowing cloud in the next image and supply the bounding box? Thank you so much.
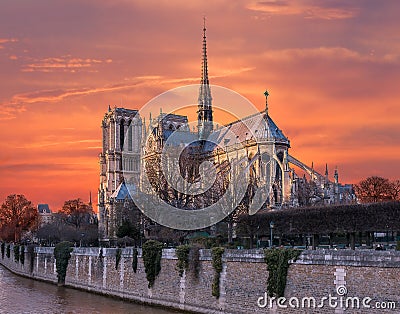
[247,0,358,19]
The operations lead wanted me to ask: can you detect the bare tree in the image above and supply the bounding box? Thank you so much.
[59,199,93,229]
[388,179,400,201]
[354,176,392,203]
[236,213,264,249]
[296,177,318,206]
[0,194,38,242]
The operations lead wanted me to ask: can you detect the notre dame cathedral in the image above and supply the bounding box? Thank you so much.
[98,24,355,243]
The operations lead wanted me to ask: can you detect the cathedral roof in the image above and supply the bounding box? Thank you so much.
[114,107,138,115]
[104,107,139,121]
[111,182,137,201]
[162,129,197,144]
[206,111,289,150]
[149,109,289,151]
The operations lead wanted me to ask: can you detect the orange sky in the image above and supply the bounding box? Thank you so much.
[1,1,400,211]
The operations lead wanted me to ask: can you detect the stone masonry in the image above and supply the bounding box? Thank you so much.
[1,246,399,314]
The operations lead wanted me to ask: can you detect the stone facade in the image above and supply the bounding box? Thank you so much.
[98,107,142,242]
[97,25,355,243]
[1,247,399,314]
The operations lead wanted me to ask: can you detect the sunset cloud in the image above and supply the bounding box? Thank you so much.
[16,139,101,149]
[259,47,400,64]
[0,38,18,43]
[0,1,399,209]
[22,55,113,73]
[247,1,358,19]
[0,104,27,121]
[0,38,18,49]
[0,66,256,120]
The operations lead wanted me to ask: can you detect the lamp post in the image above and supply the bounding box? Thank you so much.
[269,221,275,248]
[256,225,260,248]
[80,233,85,247]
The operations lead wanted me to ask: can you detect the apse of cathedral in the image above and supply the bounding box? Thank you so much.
[97,23,355,243]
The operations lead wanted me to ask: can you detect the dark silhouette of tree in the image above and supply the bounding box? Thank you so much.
[146,224,188,246]
[116,220,140,240]
[354,176,393,203]
[59,198,93,229]
[236,213,265,249]
[37,222,61,244]
[0,194,38,242]
[296,177,318,206]
[389,179,400,201]
[240,202,400,237]
[37,213,98,246]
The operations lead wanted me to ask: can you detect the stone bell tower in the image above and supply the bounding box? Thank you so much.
[98,106,142,241]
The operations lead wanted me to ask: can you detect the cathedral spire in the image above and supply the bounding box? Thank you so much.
[197,17,213,140]
[201,16,209,87]
[264,90,269,115]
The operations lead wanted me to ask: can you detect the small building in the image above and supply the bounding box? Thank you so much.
[37,204,53,226]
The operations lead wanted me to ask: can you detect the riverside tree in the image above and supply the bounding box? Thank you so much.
[355,176,400,203]
[0,194,38,242]
[59,198,93,229]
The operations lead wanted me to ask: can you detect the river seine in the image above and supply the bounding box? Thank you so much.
[0,265,178,314]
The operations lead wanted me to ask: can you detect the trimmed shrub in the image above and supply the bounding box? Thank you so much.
[264,248,301,297]
[211,247,225,298]
[20,245,25,264]
[13,245,20,262]
[54,241,73,285]
[1,242,5,259]
[27,245,35,273]
[176,244,191,277]
[115,248,122,270]
[132,248,138,273]
[6,244,10,258]
[142,240,163,288]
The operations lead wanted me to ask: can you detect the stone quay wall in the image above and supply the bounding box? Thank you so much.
[1,245,399,314]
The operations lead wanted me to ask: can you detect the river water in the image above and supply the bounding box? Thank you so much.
[0,265,178,314]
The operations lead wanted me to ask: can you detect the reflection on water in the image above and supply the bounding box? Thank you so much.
[0,265,178,314]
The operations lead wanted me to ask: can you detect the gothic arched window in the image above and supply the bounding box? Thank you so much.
[120,120,125,151]
[128,120,132,151]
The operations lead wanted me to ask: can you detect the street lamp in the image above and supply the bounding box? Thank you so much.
[256,225,260,248]
[269,221,275,248]
[80,233,85,247]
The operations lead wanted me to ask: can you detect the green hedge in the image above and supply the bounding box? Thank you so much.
[142,240,163,288]
[54,242,73,285]
[132,248,138,273]
[27,245,35,273]
[211,247,225,298]
[13,245,20,263]
[264,248,301,297]
[20,245,25,264]
[239,202,400,236]
[176,244,191,277]
[115,248,122,270]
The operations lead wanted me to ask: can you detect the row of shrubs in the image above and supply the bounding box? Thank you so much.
[6,240,399,299]
[50,241,303,299]
[1,243,25,264]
